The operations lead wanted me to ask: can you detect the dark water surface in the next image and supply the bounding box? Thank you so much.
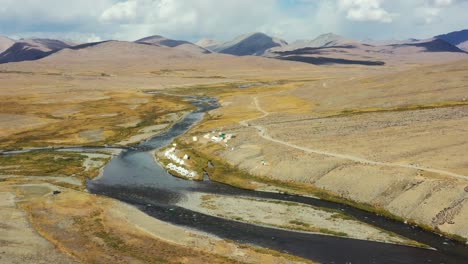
[87,96,468,264]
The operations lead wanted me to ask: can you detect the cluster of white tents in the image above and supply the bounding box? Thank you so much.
[164,147,185,165]
[203,132,234,143]
[166,163,197,178]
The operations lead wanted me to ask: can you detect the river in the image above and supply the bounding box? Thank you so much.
[85,95,468,264]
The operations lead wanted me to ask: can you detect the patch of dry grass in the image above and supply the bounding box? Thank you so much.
[0,91,192,149]
[0,151,85,176]
[0,151,110,190]
[20,191,240,264]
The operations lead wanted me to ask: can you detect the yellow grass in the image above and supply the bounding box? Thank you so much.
[0,91,192,149]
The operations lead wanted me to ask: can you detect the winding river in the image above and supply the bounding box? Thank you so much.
[82,95,468,264]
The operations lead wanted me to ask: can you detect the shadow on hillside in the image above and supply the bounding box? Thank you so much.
[278,56,385,66]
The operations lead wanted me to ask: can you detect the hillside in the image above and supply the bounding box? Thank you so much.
[267,35,467,66]
[0,40,315,82]
[136,35,211,54]
[0,36,15,54]
[136,35,191,47]
[0,38,72,64]
[436,29,468,52]
[185,58,468,243]
[195,38,222,51]
[212,32,288,56]
[273,33,358,52]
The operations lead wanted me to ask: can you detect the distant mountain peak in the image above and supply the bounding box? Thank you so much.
[0,38,73,64]
[195,38,221,49]
[135,35,191,48]
[0,36,16,54]
[213,32,288,56]
[137,35,165,41]
[317,32,343,39]
[309,33,353,46]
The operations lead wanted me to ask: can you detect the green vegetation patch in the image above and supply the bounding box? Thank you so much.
[0,151,110,189]
[0,151,86,176]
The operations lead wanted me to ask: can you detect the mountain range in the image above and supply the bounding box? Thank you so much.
[0,29,467,66]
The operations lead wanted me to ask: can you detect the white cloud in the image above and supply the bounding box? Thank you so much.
[338,0,396,23]
[0,0,467,43]
[100,0,137,23]
[416,0,466,25]
[432,0,453,7]
[96,0,286,40]
[87,34,102,43]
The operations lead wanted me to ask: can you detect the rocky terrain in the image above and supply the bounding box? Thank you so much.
[178,193,423,246]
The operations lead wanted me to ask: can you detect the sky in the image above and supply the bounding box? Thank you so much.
[0,0,466,43]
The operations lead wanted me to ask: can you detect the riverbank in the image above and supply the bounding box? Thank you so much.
[2,75,468,263]
[0,181,312,263]
[169,79,468,246]
[177,192,426,247]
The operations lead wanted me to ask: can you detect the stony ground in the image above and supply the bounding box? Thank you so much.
[0,156,312,263]
[178,193,424,247]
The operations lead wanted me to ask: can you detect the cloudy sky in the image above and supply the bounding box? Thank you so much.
[0,0,466,43]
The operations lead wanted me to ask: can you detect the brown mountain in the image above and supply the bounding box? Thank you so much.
[436,29,468,52]
[0,40,312,75]
[0,38,73,64]
[136,35,211,54]
[210,32,288,56]
[267,34,467,66]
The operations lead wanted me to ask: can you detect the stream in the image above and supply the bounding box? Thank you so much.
[81,95,467,263]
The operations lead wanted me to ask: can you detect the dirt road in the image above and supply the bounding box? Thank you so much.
[239,97,468,181]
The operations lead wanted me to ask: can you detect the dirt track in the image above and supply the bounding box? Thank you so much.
[241,96,468,181]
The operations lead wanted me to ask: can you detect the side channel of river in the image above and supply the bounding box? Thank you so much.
[85,95,468,264]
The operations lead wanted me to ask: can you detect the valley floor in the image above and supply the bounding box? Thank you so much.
[1,57,468,262]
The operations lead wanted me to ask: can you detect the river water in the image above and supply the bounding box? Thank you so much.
[87,96,468,264]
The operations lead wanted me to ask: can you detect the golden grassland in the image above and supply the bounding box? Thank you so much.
[172,79,319,131]
[0,151,110,190]
[0,74,322,262]
[19,191,241,264]
[2,54,468,261]
[0,91,193,149]
[323,100,468,119]
[1,184,313,264]
[0,151,85,176]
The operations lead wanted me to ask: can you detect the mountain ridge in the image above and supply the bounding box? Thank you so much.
[0,38,73,64]
[207,32,288,56]
[436,29,468,52]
